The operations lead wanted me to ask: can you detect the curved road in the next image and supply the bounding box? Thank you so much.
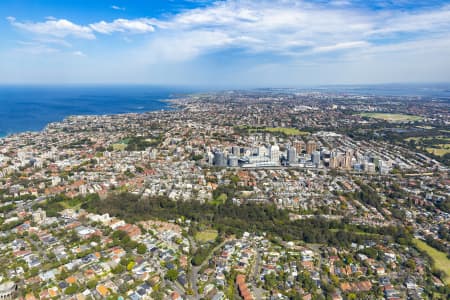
[188,239,228,299]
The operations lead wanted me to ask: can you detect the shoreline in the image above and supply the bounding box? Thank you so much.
[0,96,188,140]
[0,86,194,139]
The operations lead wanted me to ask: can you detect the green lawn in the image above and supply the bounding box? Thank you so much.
[413,239,450,285]
[426,145,450,157]
[330,228,381,237]
[263,127,309,136]
[359,113,423,122]
[237,126,309,136]
[404,136,450,157]
[59,201,82,210]
[195,229,218,243]
[112,143,126,151]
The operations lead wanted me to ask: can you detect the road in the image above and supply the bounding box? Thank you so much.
[188,239,228,299]
[249,245,265,300]
[250,247,261,282]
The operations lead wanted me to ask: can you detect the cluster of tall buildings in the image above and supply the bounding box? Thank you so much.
[207,140,320,168]
[328,150,353,170]
[207,139,392,174]
[209,143,283,168]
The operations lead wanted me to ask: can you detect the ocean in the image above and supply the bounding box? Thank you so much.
[0,85,192,137]
[0,84,448,137]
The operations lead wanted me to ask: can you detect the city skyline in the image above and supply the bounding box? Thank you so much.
[1,0,450,86]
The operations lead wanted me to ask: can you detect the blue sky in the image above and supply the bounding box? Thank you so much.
[1,0,450,86]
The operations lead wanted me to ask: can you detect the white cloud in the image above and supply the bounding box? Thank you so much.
[7,1,450,58]
[4,0,450,84]
[313,41,370,53]
[329,0,352,6]
[144,30,235,62]
[133,0,376,61]
[135,0,450,62]
[369,5,450,35]
[90,18,155,34]
[72,50,86,57]
[111,5,125,11]
[7,17,95,39]
[7,16,157,39]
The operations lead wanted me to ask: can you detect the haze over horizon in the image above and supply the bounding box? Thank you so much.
[1,0,450,86]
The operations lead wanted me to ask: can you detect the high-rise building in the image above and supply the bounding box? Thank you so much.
[208,152,214,165]
[213,151,227,167]
[329,151,341,169]
[293,140,306,154]
[329,157,338,169]
[287,148,297,164]
[306,140,317,154]
[269,144,280,164]
[379,160,391,174]
[344,149,353,169]
[258,146,268,157]
[228,155,239,167]
[312,151,321,166]
[364,162,376,173]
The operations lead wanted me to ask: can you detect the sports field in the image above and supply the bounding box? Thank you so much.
[359,113,423,122]
[426,145,450,156]
[195,229,218,243]
[238,126,309,136]
[405,136,450,156]
[263,127,309,135]
[413,239,450,285]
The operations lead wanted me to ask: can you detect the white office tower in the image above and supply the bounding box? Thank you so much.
[207,152,214,165]
[269,144,280,164]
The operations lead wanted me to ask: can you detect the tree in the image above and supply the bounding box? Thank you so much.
[86,280,97,290]
[347,293,357,300]
[29,267,39,277]
[65,284,79,295]
[321,281,336,295]
[264,273,277,290]
[47,251,56,260]
[330,275,340,286]
[405,258,416,270]
[127,261,135,271]
[30,233,39,242]
[111,264,124,274]
[165,269,179,281]
[137,243,147,254]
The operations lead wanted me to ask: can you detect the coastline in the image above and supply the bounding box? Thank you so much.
[0,86,192,138]
[0,94,192,140]
[0,106,175,140]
